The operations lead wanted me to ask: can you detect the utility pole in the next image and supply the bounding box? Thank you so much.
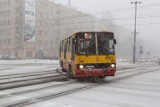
[131,1,142,64]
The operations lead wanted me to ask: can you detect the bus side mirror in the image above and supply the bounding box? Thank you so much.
[114,39,117,44]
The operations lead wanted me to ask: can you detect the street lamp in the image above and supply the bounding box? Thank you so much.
[131,1,142,64]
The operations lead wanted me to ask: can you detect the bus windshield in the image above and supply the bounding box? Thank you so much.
[76,32,115,55]
[97,33,115,55]
[76,33,96,55]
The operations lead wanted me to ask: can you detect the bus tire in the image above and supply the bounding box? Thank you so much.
[69,66,75,79]
[99,76,106,79]
[61,62,65,71]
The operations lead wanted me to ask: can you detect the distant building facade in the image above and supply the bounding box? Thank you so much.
[1,0,134,59]
[0,0,105,59]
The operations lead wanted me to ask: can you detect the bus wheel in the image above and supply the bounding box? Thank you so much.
[99,76,106,79]
[61,62,65,71]
[69,66,75,79]
[62,67,65,71]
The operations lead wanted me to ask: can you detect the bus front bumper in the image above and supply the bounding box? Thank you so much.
[75,68,116,77]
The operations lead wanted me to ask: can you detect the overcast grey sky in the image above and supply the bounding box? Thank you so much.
[56,0,160,12]
[56,0,160,56]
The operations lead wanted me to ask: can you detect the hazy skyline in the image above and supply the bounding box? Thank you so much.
[55,0,160,38]
[56,0,160,56]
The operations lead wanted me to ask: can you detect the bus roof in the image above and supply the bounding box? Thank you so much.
[60,31,114,42]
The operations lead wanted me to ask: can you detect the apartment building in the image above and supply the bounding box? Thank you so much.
[0,0,105,59]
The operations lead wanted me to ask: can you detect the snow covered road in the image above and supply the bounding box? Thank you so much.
[0,60,159,107]
[26,66,160,107]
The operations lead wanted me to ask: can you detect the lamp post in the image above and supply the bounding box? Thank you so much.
[131,1,142,64]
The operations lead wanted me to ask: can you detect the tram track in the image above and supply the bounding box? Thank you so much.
[0,65,155,91]
[0,64,58,72]
[0,81,76,99]
[0,66,159,107]
[0,70,60,80]
[0,75,68,90]
[0,69,68,90]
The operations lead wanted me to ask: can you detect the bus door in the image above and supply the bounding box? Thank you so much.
[64,41,67,69]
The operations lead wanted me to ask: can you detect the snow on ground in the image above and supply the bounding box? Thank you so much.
[0,60,60,76]
[0,59,59,65]
[0,59,158,76]
[26,69,160,107]
[0,65,58,76]
[0,59,159,107]
[0,59,157,66]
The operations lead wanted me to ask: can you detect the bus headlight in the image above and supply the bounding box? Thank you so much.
[111,64,115,68]
[79,65,84,69]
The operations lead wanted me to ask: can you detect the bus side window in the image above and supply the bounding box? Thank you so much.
[70,38,72,52]
[67,39,70,52]
[61,42,64,59]
[59,44,61,58]
[71,38,75,60]
[64,41,67,59]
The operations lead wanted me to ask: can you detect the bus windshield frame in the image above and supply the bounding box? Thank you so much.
[76,33,96,55]
[75,32,115,55]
